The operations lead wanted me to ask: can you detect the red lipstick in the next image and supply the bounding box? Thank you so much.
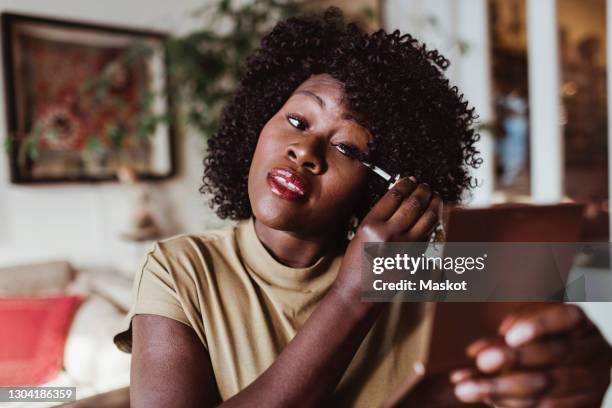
[267,167,309,201]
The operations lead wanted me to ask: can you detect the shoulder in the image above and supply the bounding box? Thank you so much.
[143,222,242,282]
[155,224,238,256]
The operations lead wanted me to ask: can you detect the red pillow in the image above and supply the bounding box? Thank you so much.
[0,295,83,386]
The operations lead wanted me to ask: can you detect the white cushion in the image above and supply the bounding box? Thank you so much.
[66,270,132,312]
[63,294,130,389]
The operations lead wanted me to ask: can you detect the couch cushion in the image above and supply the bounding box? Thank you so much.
[0,295,83,386]
[66,271,132,313]
[0,261,75,296]
[63,294,130,390]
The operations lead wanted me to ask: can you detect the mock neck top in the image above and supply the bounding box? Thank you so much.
[114,218,432,407]
[236,217,342,291]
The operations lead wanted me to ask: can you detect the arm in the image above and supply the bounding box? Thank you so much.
[131,314,221,408]
[132,178,441,407]
[131,291,382,408]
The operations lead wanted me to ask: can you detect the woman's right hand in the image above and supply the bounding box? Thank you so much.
[332,177,443,308]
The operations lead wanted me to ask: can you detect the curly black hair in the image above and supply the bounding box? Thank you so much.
[201,7,481,221]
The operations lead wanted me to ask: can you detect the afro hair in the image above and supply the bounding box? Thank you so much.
[201,7,481,221]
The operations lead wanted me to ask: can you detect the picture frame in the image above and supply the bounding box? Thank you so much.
[2,12,176,183]
[308,0,385,31]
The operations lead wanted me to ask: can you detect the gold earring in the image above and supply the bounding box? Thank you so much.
[347,215,359,240]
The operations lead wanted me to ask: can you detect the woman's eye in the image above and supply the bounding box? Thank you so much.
[287,115,308,131]
[334,142,365,160]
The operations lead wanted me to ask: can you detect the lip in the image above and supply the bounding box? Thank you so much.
[267,167,310,202]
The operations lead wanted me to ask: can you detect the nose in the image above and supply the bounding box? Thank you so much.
[286,139,326,174]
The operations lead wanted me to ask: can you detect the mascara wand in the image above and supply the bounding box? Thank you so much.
[333,143,400,189]
[334,143,443,242]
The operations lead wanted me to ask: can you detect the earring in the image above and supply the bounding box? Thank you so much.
[347,215,359,241]
[429,222,445,243]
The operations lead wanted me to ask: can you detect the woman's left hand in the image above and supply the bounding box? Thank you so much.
[450,304,612,407]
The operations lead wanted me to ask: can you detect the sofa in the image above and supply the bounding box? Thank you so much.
[0,260,132,407]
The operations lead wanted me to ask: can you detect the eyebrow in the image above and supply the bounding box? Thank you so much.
[293,90,325,108]
[291,89,367,129]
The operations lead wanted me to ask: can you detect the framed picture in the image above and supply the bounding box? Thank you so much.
[2,12,176,183]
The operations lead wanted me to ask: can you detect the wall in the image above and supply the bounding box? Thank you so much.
[0,0,230,273]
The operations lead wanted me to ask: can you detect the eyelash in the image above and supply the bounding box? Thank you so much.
[286,114,362,158]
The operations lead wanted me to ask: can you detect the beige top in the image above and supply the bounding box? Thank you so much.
[114,218,434,407]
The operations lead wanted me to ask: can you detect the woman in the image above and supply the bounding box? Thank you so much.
[115,8,612,407]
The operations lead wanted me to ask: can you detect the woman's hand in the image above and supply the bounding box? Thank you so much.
[451,304,612,407]
[332,177,443,308]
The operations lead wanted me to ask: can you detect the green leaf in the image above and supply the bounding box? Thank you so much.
[361,6,375,21]
[107,125,124,148]
[27,139,40,161]
[85,135,104,152]
[141,89,157,111]
[113,98,129,111]
[136,115,159,142]
[220,0,230,12]
[3,137,14,153]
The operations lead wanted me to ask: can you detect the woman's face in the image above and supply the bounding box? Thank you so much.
[248,73,372,237]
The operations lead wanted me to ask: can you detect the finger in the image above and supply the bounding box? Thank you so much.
[449,368,478,384]
[467,337,504,358]
[458,366,606,405]
[512,335,610,369]
[454,380,491,403]
[499,310,523,335]
[544,367,600,397]
[485,367,594,400]
[503,304,586,347]
[454,375,543,403]
[488,397,538,407]
[387,183,433,233]
[475,345,515,373]
[366,177,417,221]
[467,338,516,374]
[536,393,603,408]
[468,333,607,374]
[499,303,557,335]
[455,372,547,402]
[406,194,442,241]
[484,372,550,399]
[473,337,579,374]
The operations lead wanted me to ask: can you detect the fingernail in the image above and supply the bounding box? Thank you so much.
[455,382,480,402]
[450,369,472,383]
[505,323,535,347]
[477,348,505,371]
[409,176,417,182]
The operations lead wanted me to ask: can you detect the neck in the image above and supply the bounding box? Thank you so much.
[253,218,341,268]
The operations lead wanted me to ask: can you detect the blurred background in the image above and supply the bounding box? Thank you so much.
[0,0,610,406]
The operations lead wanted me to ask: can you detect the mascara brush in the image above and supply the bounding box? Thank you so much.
[333,143,400,189]
[334,143,442,242]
